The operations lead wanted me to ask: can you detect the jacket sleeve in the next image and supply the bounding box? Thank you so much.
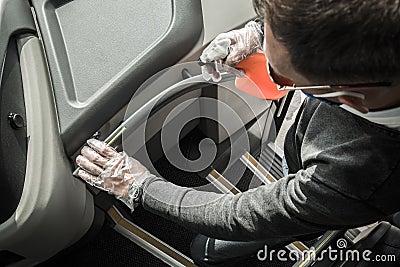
[141,166,383,241]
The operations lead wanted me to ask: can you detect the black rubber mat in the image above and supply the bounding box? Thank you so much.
[37,220,168,267]
[0,250,25,266]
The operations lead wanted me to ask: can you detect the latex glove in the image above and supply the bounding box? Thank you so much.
[200,21,264,82]
[76,139,152,202]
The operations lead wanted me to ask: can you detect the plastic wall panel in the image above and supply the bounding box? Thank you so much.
[32,0,203,155]
[55,0,172,103]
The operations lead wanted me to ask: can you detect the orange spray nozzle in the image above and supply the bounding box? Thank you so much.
[235,53,288,100]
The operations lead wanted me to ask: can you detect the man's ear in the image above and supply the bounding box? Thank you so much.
[338,95,369,113]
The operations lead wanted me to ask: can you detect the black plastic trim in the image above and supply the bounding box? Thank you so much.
[0,37,28,224]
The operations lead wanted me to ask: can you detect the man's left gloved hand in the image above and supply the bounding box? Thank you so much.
[76,139,153,208]
[199,21,264,82]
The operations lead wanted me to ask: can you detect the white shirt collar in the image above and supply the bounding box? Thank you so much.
[340,104,400,131]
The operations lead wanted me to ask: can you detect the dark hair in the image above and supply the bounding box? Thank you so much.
[253,0,400,84]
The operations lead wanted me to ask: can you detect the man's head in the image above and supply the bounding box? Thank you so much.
[253,0,400,113]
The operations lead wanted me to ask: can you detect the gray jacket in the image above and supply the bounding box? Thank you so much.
[140,98,400,241]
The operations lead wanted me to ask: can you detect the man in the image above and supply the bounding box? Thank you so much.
[76,0,400,266]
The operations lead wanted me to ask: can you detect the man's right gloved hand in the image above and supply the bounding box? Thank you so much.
[76,139,153,210]
[199,20,264,82]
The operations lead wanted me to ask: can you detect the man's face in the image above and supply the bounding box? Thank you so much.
[262,22,400,112]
